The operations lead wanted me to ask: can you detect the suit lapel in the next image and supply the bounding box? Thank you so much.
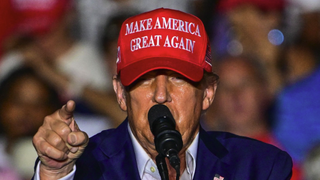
[194,127,235,180]
[98,119,141,180]
[93,122,235,180]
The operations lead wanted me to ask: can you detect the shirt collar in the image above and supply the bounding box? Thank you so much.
[128,123,199,179]
[186,133,198,177]
[128,124,152,179]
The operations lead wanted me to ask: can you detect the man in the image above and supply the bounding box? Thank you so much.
[32,8,292,180]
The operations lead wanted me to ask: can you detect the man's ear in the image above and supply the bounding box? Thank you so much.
[113,75,127,111]
[202,76,218,111]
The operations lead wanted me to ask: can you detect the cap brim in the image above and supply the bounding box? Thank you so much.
[120,57,204,86]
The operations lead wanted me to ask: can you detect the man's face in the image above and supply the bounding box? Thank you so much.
[114,70,215,157]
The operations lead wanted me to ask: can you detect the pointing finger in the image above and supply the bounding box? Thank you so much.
[58,100,76,124]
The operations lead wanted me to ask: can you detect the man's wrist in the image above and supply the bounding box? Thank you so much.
[34,161,76,180]
[39,163,74,180]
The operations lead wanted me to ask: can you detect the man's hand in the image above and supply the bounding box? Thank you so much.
[32,100,89,179]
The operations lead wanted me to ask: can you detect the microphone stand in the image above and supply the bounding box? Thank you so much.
[156,154,169,180]
[156,153,180,180]
[168,151,180,180]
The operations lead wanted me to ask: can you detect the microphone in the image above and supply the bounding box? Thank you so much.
[148,104,183,180]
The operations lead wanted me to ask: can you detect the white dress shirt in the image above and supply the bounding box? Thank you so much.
[128,124,199,180]
[34,124,199,180]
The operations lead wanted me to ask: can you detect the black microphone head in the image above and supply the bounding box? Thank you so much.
[148,104,175,128]
[148,104,183,177]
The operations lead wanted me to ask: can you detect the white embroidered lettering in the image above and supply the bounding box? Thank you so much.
[154,35,162,46]
[154,17,161,29]
[163,35,171,47]
[195,25,201,37]
[172,18,178,30]
[162,17,172,29]
[139,20,146,31]
[189,23,195,35]
[133,21,140,33]
[171,36,179,48]
[125,22,133,35]
[179,37,186,50]
[142,36,149,48]
[146,18,153,30]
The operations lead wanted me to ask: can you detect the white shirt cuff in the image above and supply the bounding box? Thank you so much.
[34,161,76,180]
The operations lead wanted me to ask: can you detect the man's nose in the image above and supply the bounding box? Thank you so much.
[153,75,172,104]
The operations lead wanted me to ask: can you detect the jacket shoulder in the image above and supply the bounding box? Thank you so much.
[208,131,282,152]
[206,131,292,179]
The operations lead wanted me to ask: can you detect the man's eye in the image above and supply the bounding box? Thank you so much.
[137,76,154,85]
[172,76,183,80]
[170,75,187,84]
[171,73,186,80]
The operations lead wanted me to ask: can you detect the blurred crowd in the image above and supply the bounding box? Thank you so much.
[0,0,319,179]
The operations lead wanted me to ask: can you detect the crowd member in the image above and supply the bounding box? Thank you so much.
[203,56,302,180]
[0,67,62,179]
[203,56,275,143]
[0,0,129,128]
[272,0,320,176]
[273,64,320,165]
[281,44,318,85]
[0,0,111,113]
[100,12,139,79]
[76,0,198,47]
[0,66,112,179]
[16,37,126,128]
[279,0,320,84]
[31,8,292,180]
[213,0,286,96]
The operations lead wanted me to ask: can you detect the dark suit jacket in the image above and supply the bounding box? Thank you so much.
[74,119,292,180]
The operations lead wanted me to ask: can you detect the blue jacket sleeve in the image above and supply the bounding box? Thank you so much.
[268,150,293,180]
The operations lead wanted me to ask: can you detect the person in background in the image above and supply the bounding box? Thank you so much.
[279,0,320,84]
[214,0,286,96]
[0,67,62,179]
[272,60,320,180]
[100,12,139,75]
[0,0,127,127]
[272,2,320,180]
[203,56,301,179]
[203,56,274,143]
[0,0,111,113]
[75,0,198,47]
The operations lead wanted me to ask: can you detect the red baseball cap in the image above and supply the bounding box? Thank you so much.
[116,8,212,86]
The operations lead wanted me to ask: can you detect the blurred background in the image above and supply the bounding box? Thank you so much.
[0,0,319,179]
